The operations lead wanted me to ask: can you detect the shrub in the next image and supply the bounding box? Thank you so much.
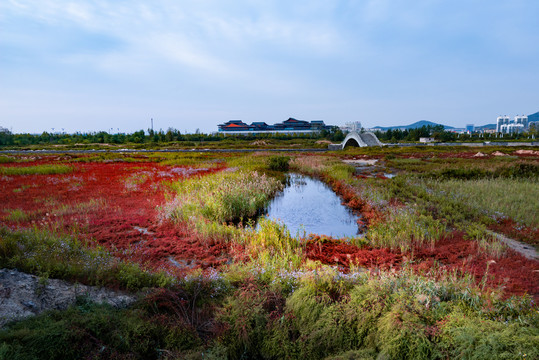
[267,155,291,171]
[437,309,539,359]
[494,162,539,179]
[0,299,168,359]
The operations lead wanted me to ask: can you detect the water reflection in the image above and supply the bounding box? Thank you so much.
[262,173,361,238]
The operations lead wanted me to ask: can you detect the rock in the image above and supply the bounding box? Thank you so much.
[0,268,137,328]
[491,151,508,156]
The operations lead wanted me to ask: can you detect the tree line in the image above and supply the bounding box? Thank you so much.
[0,127,346,146]
[1,124,536,147]
[373,124,538,143]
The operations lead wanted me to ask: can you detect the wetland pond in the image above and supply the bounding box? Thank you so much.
[261,173,361,238]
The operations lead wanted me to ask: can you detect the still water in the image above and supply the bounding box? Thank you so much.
[262,173,361,238]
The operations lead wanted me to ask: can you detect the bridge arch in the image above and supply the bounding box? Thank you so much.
[342,132,368,148]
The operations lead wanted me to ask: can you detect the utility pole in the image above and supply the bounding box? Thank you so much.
[151,118,154,133]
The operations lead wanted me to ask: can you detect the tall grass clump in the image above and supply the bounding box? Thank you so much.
[0,300,166,360]
[218,267,539,360]
[323,162,356,182]
[291,155,335,175]
[0,164,74,175]
[0,156,16,163]
[0,227,174,290]
[463,223,507,259]
[291,156,355,181]
[240,218,305,273]
[225,153,274,172]
[165,170,283,224]
[267,155,290,171]
[367,207,446,251]
[4,209,30,222]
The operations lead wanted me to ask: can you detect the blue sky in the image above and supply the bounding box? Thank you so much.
[1,0,538,134]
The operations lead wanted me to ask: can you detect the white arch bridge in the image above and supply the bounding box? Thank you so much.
[328,131,383,150]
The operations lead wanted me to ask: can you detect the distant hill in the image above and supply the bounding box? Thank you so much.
[370,114,538,132]
[372,120,454,131]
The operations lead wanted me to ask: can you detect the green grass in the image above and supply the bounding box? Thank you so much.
[267,155,291,171]
[1,150,538,359]
[164,169,283,224]
[425,178,539,228]
[366,207,446,251]
[4,209,30,223]
[218,266,538,360]
[0,156,16,163]
[0,164,74,175]
[51,199,107,217]
[0,227,174,290]
[0,282,230,360]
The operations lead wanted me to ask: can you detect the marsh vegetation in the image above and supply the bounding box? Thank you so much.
[0,148,537,359]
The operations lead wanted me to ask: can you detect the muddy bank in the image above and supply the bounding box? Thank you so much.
[0,269,136,328]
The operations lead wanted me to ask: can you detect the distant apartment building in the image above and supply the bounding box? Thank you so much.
[217,118,333,134]
[496,115,532,134]
[340,121,362,133]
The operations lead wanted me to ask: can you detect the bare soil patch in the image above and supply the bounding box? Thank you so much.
[0,268,135,328]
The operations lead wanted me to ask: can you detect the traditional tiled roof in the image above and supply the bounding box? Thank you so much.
[218,118,332,132]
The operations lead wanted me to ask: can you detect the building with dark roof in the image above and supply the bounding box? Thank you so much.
[218,118,333,134]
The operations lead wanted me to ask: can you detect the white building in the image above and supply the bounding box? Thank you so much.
[496,115,528,134]
[340,121,362,133]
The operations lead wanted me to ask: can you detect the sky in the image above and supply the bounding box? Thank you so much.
[1,0,538,134]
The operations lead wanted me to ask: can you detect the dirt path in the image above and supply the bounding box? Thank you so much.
[487,230,539,261]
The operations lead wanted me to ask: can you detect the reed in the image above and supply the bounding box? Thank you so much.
[366,207,446,251]
[165,170,283,224]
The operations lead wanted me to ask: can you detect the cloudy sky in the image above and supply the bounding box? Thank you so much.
[1,0,538,134]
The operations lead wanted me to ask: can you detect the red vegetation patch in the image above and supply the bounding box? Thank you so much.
[0,157,231,273]
[304,233,539,300]
[393,150,539,160]
[392,152,482,159]
[412,233,539,299]
[2,155,537,300]
[488,218,539,247]
[305,237,402,270]
[322,178,384,229]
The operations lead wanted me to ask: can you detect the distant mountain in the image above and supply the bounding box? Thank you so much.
[528,111,539,122]
[372,120,454,131]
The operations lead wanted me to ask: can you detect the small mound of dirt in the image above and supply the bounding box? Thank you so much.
[251,140,268,146]
[492,151,508,156]
[315,140,332,145]
[473,152,488,157]
[515,149,539,156]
